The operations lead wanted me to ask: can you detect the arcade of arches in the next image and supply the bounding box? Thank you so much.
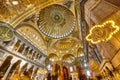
[0,0,120,80]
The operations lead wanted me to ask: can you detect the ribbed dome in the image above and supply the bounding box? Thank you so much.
[37,4,75,38]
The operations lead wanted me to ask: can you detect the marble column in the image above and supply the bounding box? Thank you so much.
[22,45,27,55]
[30,67,36,79]
[37,55,40,60]
[16,42,23,52]
[24,47,29,56]
[32,52,36,60]
[31,51,35,59]
[35,53,38,61]
[11,38,18,49]
[26,48,31,58]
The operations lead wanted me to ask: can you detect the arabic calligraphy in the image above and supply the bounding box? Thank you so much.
[0,26,14,41]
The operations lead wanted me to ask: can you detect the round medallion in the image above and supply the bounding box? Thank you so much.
[0,22,14,41]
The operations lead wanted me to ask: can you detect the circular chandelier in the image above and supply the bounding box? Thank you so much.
[37,4,75,38]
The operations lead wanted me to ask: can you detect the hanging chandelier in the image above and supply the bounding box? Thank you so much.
[37,4,75,38]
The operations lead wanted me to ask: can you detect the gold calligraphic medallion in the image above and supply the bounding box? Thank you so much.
[0,22,14,41]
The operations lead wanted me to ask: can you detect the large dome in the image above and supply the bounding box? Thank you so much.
[37,4,75,38]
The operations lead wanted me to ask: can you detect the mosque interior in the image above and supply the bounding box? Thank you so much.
[0,0,120,80]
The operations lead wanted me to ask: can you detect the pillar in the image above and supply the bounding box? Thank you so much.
[35,53,38,61]
[32,51,36,60]
[26,48,31,58]
[30,67,36,79]
[19,61,27,74]
[22,45,27,55]
[16,42,23,52]
[31,51,35,59]
[24,47,29,56]
[11,38,18,49]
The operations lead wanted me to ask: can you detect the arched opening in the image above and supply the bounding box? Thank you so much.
[0,56,13,78]
[7,60,21,79]
[18,43,25,53]
[27,65,34,74]
[20,63,28,73]
[13,40,21,51]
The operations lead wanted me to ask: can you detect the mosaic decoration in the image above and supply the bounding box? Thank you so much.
[77,47,82,57]
[62,54,75,64]
[54,38,76,50]
[38,68,48,74]
[86,20,119,44]
[37,4,75,38]
[48,53,59,62]
[45,57,50,65]
[0,22,14,41]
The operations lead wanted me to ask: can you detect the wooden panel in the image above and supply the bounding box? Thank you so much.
[85,0,101,26]
[91,0,118,24]
[112,50,120,68]
[101,41,118,59]
[109,37,120,51]
[105,0,120,7]
[96,43,111,59]
[109,10,120,43]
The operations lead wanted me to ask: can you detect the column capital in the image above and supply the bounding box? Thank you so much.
[32,50,35,53]
[11,58,18,64]
[24,45,28,48]
[28,48,32,51]
[19,42,24,45]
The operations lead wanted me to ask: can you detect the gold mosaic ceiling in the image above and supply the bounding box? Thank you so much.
[0,0,83,63]
[45,53,76,65]
[53,38,77,50]
[62,54,75,64]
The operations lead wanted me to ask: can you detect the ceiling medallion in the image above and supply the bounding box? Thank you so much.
[0,22,14,41]
[37,4,75,38]
[86,20,119,44]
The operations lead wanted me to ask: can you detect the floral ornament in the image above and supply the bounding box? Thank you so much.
[86,20,119,44]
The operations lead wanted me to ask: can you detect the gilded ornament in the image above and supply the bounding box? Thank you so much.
[86,20,119,44]
[0,22,14,41]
